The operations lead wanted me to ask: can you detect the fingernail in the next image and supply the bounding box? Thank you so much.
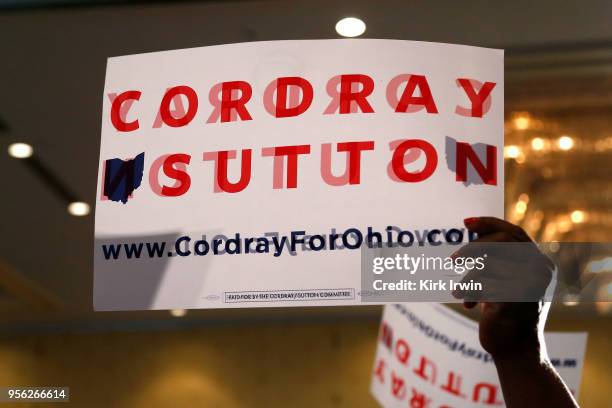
[464,217,479,226]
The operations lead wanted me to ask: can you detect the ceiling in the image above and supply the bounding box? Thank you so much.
[0,0,611,330]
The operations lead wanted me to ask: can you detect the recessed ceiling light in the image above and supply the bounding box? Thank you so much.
[67,202,90,216]
[170,309,187,317]
[531,137,545,151]
[558,135,574,151]
[562,294,580,306]
[8,142,33,159]
[335,17,366,38]
[513,116,530,130]
[503,145,520,159]
[570,210,585,224]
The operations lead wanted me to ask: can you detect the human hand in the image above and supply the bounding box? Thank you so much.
[452,217,555,359]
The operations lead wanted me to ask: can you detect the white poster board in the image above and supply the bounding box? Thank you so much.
[370,304,587,407]
[94,39,504,310]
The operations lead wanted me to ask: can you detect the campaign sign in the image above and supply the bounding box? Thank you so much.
[370,304,587,407]
[94,40,504,310]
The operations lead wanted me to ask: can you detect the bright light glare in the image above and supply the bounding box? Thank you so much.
[558,135,574,151]
[67,202,90,216]
[562,294,580,306]
[170,309,187,317]
[531,137,545,151]
[335,17,366,37]
[8,143,33,159]
[513,116,530,130]
[515,201,527,214]
[570,210,585,224]
[504,145,521,159]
